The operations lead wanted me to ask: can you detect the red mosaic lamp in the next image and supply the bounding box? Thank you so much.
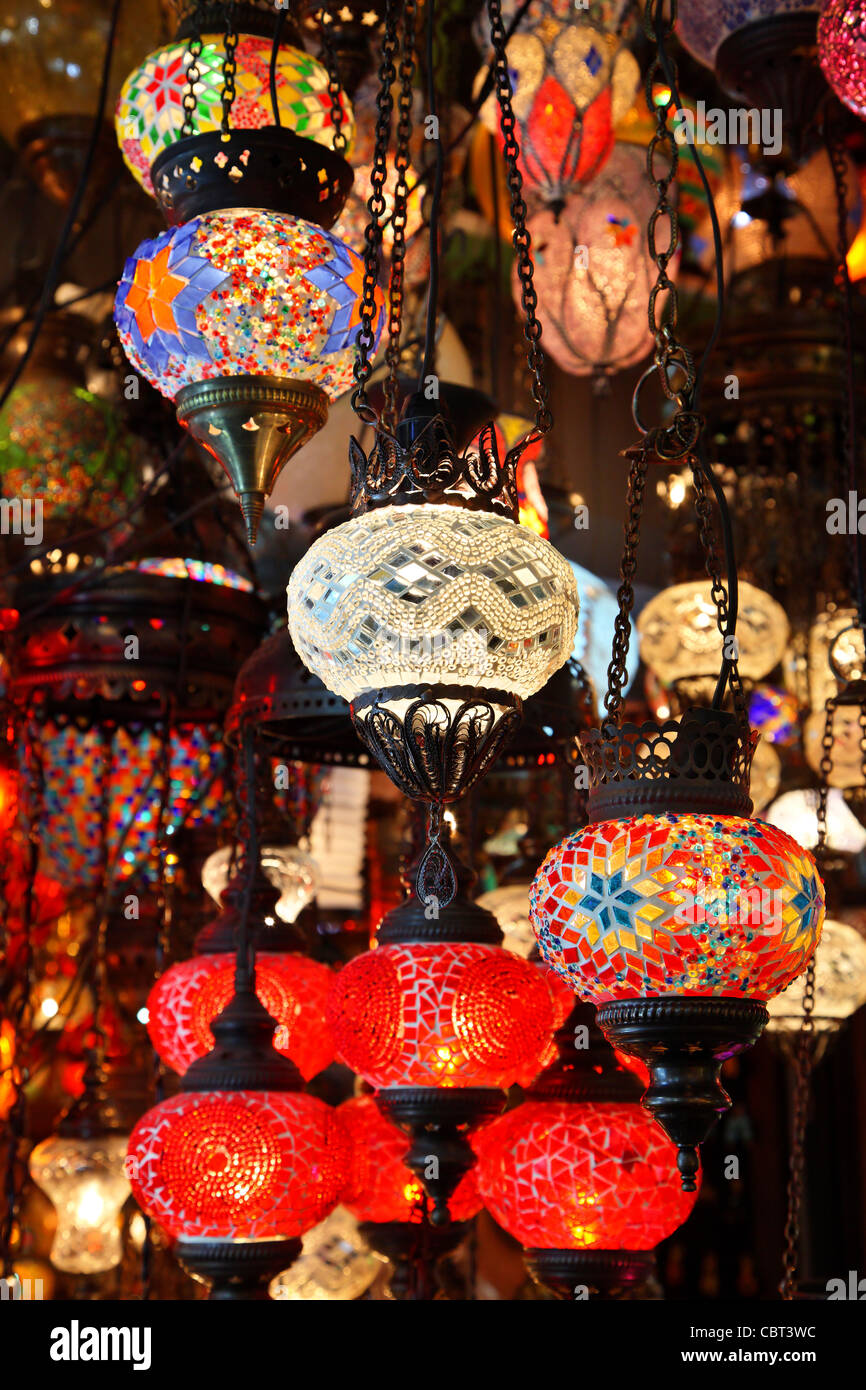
[474,1003,699,1298]
[146,867,335,1083]
[339,1094,481,1299]
[326,822,559,1224]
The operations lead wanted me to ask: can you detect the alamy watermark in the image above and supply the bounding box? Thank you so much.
[672,101,782,159]
[0,497,43,545]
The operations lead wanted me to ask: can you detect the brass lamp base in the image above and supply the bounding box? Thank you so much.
[175,376,329,544]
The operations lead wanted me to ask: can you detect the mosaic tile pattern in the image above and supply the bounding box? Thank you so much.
[288,503,579,703]
[116,37,355,197]
[530,813,825,1004]
[127,1090,351,1240]
[820,1,866,119]
[677,0,819,68]
[39,723,229,888]
[0,382,142,525]
[340,1096,481,1225]
[148,952,335,1082]
[326,941,557,1089]
[473,1100,698,1249]
[478,13,639,206]
[115,210,382,402]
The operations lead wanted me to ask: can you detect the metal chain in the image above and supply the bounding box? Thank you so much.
[643,1,694,407]
[603,446,650,728]
[692,463,749,733]
[817,697,836,853]
[220,2,239,135]
[828,124,865,628]
[781,953,816,1300]
[319,12,348,154]
[180,1,208,139]
[487,0,552,440]
[351,0,401,423]
[382,0,418,432]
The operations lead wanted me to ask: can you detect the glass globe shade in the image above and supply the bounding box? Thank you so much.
[804,707,866,789]
[127,1089,351,1241]
[340,1096,482,1225]
[767,917,866,1032]
[28,1134,130,1275]
[114,209,382,403]
[0,0,162,147]
[531,812,825,1004]
[201,843,318,924]
[473,1100,698,1250]
[0,381,143,530]
[39,722,228,890]
[820,1,866,118]
[326,941,558,1090]
[477,12,639,208]
[748,684,800,746]
[269,1206,380,1301]
[750,737,782,814]
[287,503,579,707]
[570,560,638,703]
[637,579,789,689]
[676,0,820,70]
[808,607,863,711]
[521,144,662,377]
[116,37,355,197]
[476,883,536,957]
[147,952,335,1082]
[764,786,866,855]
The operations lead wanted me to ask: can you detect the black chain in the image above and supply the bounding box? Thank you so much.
[383,0,418,432]
[817,696,836,854]
[320,12,348,155]
[643,0,694,407]
[781,953,816,1300]
[220,3,239,135]
[487,0,552,441]
[180,1,208,139]
[603,446,650,729]
[692,462,749,732]
[352,0,401,424]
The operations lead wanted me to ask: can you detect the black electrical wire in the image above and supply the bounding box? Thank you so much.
[270,5,288,126]
[0,0,124,418]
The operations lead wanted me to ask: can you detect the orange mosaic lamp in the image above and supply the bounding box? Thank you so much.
[530,709,825,1188]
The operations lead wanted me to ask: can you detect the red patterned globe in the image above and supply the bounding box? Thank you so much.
[127,1090,351,1240]
[340,1095,481,1225]
[147,953,335,1081]
[473,1100,698,1249]
[326,942,557,1089]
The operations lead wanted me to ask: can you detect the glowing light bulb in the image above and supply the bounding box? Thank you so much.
[28,1135,130,1274]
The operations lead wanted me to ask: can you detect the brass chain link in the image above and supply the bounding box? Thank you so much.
[382,0,418,432]
[181,24,205,139]
[352,0,401,423]
[487,0,552,440]
[692,465,749,732]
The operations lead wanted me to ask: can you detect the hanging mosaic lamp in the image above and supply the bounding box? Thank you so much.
[114,210,383,542]
[473,1004,699,1298]
[637,578,790,705]
[530,708,825,1188]
[297,1,388,95]
[325,846,561,1223]
[116,35,355,199]
[819,0,866,119]
[521,143,663,379]
[676,2,826,155]
[146,869,335,1082]
[766,916,866,1037]
[477,3,639,214]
